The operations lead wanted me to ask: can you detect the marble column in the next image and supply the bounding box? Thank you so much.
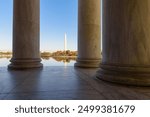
[8,0,43,69]
[75,0,101,68]
[97,0,150,86]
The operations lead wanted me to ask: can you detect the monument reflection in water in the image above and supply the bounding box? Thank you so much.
[42,56,76,66]
[0,57,76,67]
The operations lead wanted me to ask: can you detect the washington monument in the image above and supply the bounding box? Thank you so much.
[64,33,67,51]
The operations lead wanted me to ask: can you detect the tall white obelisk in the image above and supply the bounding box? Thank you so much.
[64,33,68,66]
[64,33,67,51]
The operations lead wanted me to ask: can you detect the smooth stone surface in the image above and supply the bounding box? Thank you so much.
[0,66,149,100]
[75,59,101,68]
[97,65,150,86]
[8,58,43,69]
[4,91,104,100]
[75,0,101,68]
[97,0,150,86]
[9,0,42,69]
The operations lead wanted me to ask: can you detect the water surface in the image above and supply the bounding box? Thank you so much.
[0,57,76,67]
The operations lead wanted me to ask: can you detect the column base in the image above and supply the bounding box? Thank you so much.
[8,58,43,70]
[74,58,101,68]
[96,64,150,86]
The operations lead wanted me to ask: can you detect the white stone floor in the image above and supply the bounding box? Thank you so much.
[0,66,150,100]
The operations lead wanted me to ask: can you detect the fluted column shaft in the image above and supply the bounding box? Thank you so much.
[97,0,150,86]
[75,0,101,68]
[8,0,43,69]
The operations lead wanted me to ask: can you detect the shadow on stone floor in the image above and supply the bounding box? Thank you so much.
[0,66,150,100]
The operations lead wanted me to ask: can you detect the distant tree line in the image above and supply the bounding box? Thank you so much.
[41,50,77,57]
[0,51,12,58]
[0,52,12,55]
[0,51,78,57]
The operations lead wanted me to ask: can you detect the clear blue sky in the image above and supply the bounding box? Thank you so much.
[0,0,78,52]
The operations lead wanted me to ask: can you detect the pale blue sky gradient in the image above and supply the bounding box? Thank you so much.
[0,0,78,51]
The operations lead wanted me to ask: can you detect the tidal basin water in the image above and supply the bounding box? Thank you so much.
[0,57,76,67]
